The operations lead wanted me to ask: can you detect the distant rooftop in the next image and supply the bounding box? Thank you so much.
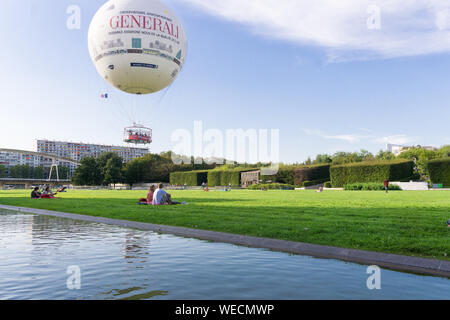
[35,139,149,151]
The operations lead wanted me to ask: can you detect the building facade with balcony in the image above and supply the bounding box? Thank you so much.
[0,140,149,178]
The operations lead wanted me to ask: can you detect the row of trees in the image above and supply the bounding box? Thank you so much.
[0,164,70,180]
[71,151,218,186]
[66,145,450,186]
[72,152,124,186]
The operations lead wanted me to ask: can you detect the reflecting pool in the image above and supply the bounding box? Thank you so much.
[0,210,449,300]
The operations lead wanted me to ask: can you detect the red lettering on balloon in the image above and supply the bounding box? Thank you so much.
[110,15,180,39]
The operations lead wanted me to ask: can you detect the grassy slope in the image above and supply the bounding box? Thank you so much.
[0,189,449,261]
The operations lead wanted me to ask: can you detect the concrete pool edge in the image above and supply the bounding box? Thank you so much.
[1,204,449,278]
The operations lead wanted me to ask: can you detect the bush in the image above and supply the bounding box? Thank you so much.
[170,171,208,186]
[248,183,295,190]
[302,179,330,187]
[208,168,257,186]
[330,160,414,187]
[260,165,297,185]
[427,158,450,187]
[220,171,241,186]
[344,183,402,191]
[207,171,222,187]
[324,181,332,188]
[294,164,331,186]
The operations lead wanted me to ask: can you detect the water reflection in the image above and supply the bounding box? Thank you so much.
[123,232,151,262]
[0,210,449,300]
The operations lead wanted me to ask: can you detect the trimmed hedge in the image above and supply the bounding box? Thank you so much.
[427,158,450,187]
[207,171,222,187]
[170,171,208,186]
[344,183,401,191]
[330,160,414,187]
[248,183,295,190]
[208,169,257,187]
[260,166,297,185]
[302,178,330,188]
[294,164,331,186]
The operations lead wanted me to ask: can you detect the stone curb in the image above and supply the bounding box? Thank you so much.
[1,204,449,278]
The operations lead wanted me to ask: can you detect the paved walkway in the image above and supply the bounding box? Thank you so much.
[1,204,449,278]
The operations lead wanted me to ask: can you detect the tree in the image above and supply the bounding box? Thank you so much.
[72,157,103,186]
[398,147,440,178]
[123,157,148,186]
[0,165,6,178]
[315,154,333,164]
[332,152,360,165]
[376,150,396,161]
[97,152,121,170]
[48,166,70,180]
[33,166,45,179]
[438,145,450,158]
[97,152,124,185]
[104,158,123,186]
[9,165,32,178]
[358,149,375,161]
[72,152,125,186]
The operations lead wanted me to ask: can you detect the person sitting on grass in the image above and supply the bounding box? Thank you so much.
[41,187,57,199]
[153,183,183,205]
[31,187,41,199]
[139,185,156,205]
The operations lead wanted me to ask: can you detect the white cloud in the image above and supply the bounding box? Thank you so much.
[302,129,368,143]
[175,0,450,61]
[374,134,417,145]
[302,129,417,146]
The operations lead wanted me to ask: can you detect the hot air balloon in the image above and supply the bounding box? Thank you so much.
[88,0,187,145]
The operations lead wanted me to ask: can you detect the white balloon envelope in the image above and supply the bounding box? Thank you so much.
[88,0,187,94]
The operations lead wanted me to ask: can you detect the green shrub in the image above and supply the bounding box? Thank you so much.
[324,181,332,188]
[170,171,208,186]
[302,178,330,188]
[260,165,297,185]
[427,158,450,187]
[344,183,402,191]
[330,160,414,187]
[294,164,331,186]
[208,168,257,186]
[248,183,295,190]
[207,171,222,187]
[219,171,241,186]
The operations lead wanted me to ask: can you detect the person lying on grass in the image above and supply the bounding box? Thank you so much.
[138,185,156,205]
[152,183,183,205]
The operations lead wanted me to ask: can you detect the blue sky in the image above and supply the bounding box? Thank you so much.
[1,0,450,163]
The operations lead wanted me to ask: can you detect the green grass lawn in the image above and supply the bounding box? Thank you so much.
[0,189,449,261]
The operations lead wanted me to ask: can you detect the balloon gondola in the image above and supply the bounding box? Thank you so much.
[123,124,152,145]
